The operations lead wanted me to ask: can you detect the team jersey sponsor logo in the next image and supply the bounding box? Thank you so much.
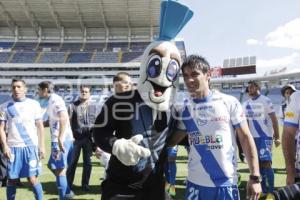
[285,111,295,118]
[188,132,224,150]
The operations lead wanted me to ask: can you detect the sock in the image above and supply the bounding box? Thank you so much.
[169,161,177,185]
[56,176,68,200]
[260,168,268,193]
[32,182,43,200]
[265,168,275,192]
[7,184,17,200]
[164,163,170,183]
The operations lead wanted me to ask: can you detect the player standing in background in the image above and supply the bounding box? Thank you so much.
[0,78,45,200]
[243,80,280,194]
[37,81,74,200]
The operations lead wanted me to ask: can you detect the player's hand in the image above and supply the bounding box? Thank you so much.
[58,137,65,153]
[3,145,12,160]
[274,139,281,147]
[95,147,103,159]
[246,180,261,200]
[39,147,46,160]
[112,134,151,166]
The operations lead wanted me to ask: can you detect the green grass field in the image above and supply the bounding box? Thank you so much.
[0,128,287,199]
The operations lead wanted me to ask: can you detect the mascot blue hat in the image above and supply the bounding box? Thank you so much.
[159,0,193,41]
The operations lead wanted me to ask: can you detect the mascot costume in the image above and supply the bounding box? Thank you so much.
[93,1,193,199]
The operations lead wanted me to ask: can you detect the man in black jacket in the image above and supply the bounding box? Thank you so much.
[67,85,98,191]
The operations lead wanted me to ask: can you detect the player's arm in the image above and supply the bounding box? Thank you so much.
[36,119,45,159]
[168,129,187,147]
[282,125,298,185]
[0,122,11,159]
[269,112,280,146]
[236,122,261,199]
[93,101,116,153]
[57,110,68,152]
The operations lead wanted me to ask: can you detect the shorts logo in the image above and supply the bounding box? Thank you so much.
[29,159,38,167]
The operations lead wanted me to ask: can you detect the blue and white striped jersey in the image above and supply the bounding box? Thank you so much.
[176,90,246,187]
[243,95,275,138]
[47,93,73,142]
[0,98,42,147]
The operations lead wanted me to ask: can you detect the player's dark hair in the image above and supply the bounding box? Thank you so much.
[11,78,26,86]
[181,54,210,74]
[113,72,131,83]
[38,81,54,93]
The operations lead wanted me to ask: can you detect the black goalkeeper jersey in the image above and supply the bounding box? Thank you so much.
[93,90,174,188]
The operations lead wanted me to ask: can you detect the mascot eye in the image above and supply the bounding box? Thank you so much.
[166,59,179,81]
[147,55,162,78]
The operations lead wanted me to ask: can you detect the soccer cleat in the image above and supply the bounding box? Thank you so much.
[169,185,176,197]
[165,182,171,192]
[65,190,75,199]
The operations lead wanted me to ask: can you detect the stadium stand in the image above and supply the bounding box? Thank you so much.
[0,42,14,49]
[60,43,83,51]
[10,52,37,63]
[39,52,66,63]
[0,52,11,63]
[37,43,61,52]
[121,51,143,62]
[84,43,105,51]
[92,52,119,63]
[13,42,37,51]
[67,52,93,63]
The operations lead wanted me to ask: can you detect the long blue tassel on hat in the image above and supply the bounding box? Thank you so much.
[158,0,193,41]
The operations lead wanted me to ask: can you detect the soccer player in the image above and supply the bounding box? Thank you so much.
[37,81,74,200]
[282,90,300,185]
[243,80,280,194]
[0,78,45,200]
[278,84,296,125]
[169,55,261,200]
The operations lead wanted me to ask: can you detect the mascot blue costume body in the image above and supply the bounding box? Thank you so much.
[93,1,193,199]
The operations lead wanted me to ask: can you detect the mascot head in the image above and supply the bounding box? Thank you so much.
[138,0,193,111]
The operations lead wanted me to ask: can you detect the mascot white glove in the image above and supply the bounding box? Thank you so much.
[112,134,151,166]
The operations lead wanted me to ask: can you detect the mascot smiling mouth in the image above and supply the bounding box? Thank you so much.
[148,80,172,103]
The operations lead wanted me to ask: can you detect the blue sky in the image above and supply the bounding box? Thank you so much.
[178,0,300,75]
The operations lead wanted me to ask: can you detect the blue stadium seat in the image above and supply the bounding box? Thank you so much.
[130,42,150,51]
[11,52,37,63]
[0,52,11,63]
[121,51,143,62]
[13,42,37,51]
[92,52,119,63]
[67,52,92,63]
[39,52,66,63]
[0,42,14,49]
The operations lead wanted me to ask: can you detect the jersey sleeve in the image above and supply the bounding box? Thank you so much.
[265,97,275,114]
[0,104,7,122]
[53,96,67,114]
[34,101,43,121]
[284,92,300,128]
[229,97,247,128]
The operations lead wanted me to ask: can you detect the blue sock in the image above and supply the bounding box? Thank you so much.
[265,168,275,192]
[7,184,17,200]
[33,182,43,200]
[56,176,68,200]
[165,163,170,183]
[260,168,267,193]
[169,161,177,185]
